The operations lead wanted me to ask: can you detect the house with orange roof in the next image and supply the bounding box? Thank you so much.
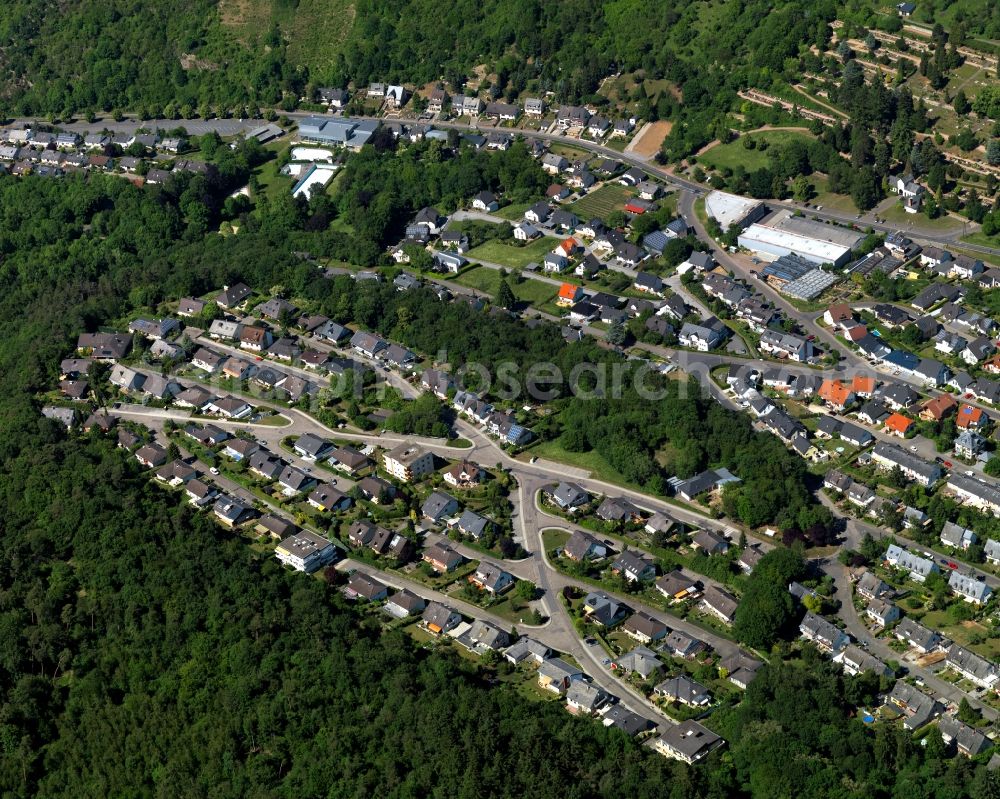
[851,375,877,398]
[556,283,584,307]
[919,394,957,422]
[556,237,579,259]
[818,379,856,412]
[884,412,914,437]
[956,403,986,430]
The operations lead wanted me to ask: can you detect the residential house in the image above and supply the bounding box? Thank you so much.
[307,484,351,513]
[884,544,939,582]
[883,412,914,437]
[622,611,669,644]
[469,561,514,595]
[939,716,992,757]
[653,721,724,765]
[894,617,942,653]
[503,637,551,665]
[383,443,435,482]
[615,645,663,680]
[946,473,1000,515]
[422,602,462,634]
[656,571,700,602]
[700,585,739,624]
[277,465,316,496]
[856,571,892,601]
[799,612,850,652]
[941,521,977,551]
[949,570,992,604]
[720,653,763,689]
[655,675,711,707]
[455,509,492,540]
[421,492,459,524]
[865,598,900,627]
[678,319,727,351]
[344,571,389,602]
[255,515,298,540]
[595,496,641,522]
[384,589,427,619]
[422,541,464,573]
[275,531,336,573]
[216,283,252,309]
[835,645,894,679]
[954,429,986,459]
[871,442,942,487]
[674,468,740,501]
[537,658,584,694]
[888,682,941,730]
[956,404,986,430]
[611,551,656,583]
[550,482,590,511]
[582,592,628,627]
[691,529,729,555]
[945,644,999,689]
[817,379,856,411]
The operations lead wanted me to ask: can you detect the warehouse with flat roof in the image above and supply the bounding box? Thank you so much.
[704,191,767,231]
[738,211,861,268]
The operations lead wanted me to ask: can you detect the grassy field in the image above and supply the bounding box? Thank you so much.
[698,130,814,172]
[466,236,558,268]
[496,200,538,221]
[570,184,632,218]
[525,440,629,485]
[451,266,557,307]
[548,143,592,161]
[880,203,967,233]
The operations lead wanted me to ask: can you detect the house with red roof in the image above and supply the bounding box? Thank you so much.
[919,394,957,422]
[956,403,986,430]
[884,412,914,437]
[556,237,579,259]
[818,379,855,412]
[556,283,585,307]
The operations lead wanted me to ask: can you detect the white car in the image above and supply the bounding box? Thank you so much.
[210,467,220,475]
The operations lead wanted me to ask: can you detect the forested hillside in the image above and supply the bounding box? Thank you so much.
[4,0,998,121]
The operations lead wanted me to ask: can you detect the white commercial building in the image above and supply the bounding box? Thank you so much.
[738,211,861,267]
[704,191,767,231]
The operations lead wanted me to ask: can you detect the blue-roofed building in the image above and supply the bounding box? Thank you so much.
[503,423,533,446]
[883,350,920,373]
[297,117,379,149]
[643,230,670,255]
[762,253,814,283]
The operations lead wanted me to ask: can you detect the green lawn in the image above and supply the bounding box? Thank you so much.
[524,440,630,485]
[698,130,815,172]
[880,203,967,233]
[571,184,632,218]
[467,236,559,269]
[450,266,557,307]
[496,200,538,221]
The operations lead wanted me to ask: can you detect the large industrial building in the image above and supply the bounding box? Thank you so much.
[738,210,861,267]
[704,191,767,231]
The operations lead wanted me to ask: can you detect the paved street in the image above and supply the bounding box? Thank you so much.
[77,104,1000,730]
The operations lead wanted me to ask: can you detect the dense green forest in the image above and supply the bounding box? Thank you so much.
[0,154,995,795]
[4,0,998,128]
